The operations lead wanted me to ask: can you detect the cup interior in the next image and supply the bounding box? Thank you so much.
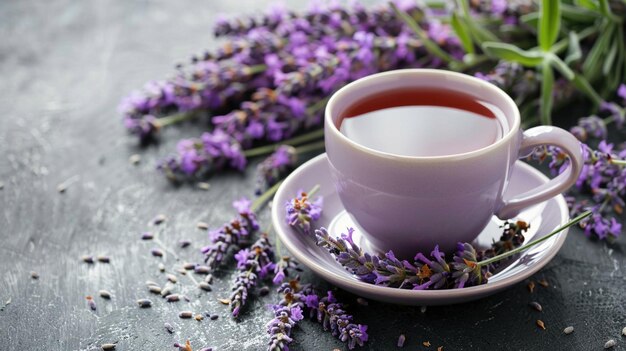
[325,69,521,159]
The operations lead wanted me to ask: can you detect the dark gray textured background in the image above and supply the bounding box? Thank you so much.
[0,1,625,350]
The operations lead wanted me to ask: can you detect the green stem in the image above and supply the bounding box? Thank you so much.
[477,210,592,267]
[157,111,199,127]
[307,184,321,198]
[247,64,267,75]
[251,180,283,213]
[243,129,324,158]
[390,2,457,64]
[294,140,325,155]
[610,159,626,166]
[550,27,597,55]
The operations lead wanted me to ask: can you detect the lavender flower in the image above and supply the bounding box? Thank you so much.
[256,145,297,194]
[158,129,247,181]
[532,138,625,240]
[285,189,323,235]
[314,222,527,290]
[267,278,368,350]
[201,198,259,270]
[230,234,275,317]
[272,256,301,285]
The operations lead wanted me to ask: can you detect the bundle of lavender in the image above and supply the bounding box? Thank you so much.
[121,1,626,237]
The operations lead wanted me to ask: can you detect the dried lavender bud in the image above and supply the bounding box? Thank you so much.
[605,340,616,349]
[179,240,191,248]
[161,286,173,297]
[164,323,174,334]
[622,326,626,336]
[99,290,112,299]
[82,255,95,264]
[210,315,218,320]
[194,314,204,321]
[176,268,187,275]
[129,154,141,165]
[86,296,97,311]
[97,255,110,263]
[30,271,39,279]
[151,248,164,257]
[423,341,431,347]
[538,279,549,287]
[182,262,194,270]
[153,214,167,225]
[197,222,209,230]
[397,334,406,347]
[194,265,210,274]
[158,263,165,272]
[166,294,180,302]
[141,232,154,240]
[167,274,178,283]
[179,311,193,319]
[137,299,152,308]
[563,326,574,334]
[101,344,116,350]
[528,281,536,293]
[197,182,211,191]
[198,282,212,292]
[204,274,214,284]
[199,348,213,351]
[536,320,546,330]
[182,295,191,302]
[529,301,542,312]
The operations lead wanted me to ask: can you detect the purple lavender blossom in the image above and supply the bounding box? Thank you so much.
[618,84,626,101]
[272,256,301,285]
[230,234,275,317]
[285,190,323,235]
[201,198,259,270]
[315,223,527,290]
[267,278,368,350]
[158,129,247,181]
[256,145,298,194]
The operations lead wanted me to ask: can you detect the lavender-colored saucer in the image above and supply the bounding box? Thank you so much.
[272,154,570,305]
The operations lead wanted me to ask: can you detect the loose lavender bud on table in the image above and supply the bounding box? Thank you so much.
[137,299,152,308]
[141,232,154,240]
[563,326,574,334]
[81,255,95,264]
[101,343,116,350]
[604,339,616,349]
[166,294,180,302]
[197,222,209,230]
[151,248,164,257]
[86,296,97,311]
[30,271,39,279]
[179,240,191,248]
[198,282,212,292]
[152,214,167,225]
[97,255,110,263]
[167,274,178,283]
[164,323,174,334]
[179,311,193,319]
[397,334,406,347]
[99,290,112,299]
[148,285,162,295]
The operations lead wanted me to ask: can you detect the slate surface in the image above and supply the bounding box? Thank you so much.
[0,1,625,350]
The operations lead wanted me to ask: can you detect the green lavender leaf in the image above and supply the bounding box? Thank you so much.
[603,44,618,75]
[481,42,544,67]
[583,22,614,82]
[456,0,499,44]
[450,12,474,54]
[539,0,561,51]
[549,54,575,80]
[561,3,600,23]
[565,32,582,65]
[574,0,599,11]
[520,12,539,31]
[540,62,554,125]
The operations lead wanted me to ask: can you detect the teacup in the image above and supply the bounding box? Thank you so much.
[324,69,583,257]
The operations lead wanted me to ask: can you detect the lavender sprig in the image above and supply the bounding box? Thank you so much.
[230,234,276,317]
[315,211,590,290]
[255,145,297,194]
[272,255,300,285]
[267,278,368,350]
[201,198,259,270]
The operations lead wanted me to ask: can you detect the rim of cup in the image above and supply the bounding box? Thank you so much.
[325,69,522,162]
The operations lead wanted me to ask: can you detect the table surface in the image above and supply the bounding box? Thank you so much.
[1,1,625,350]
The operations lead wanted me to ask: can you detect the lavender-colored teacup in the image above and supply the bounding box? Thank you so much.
[325,69,583,258]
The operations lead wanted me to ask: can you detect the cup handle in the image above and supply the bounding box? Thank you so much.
[496,126,583,219]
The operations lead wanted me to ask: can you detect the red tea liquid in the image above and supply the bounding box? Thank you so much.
[339,88,507,157]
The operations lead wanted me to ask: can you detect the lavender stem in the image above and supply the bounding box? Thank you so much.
[294,140,325,155]
[251,180,283,212]
[243,129,324,158]
[477,210,592,267]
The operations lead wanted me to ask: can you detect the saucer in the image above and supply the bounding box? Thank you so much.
[271,154,570,305]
